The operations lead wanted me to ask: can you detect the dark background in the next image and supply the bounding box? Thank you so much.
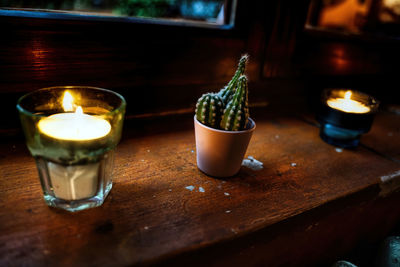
[1,0,399,131]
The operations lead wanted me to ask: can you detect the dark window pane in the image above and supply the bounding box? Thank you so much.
[0,0,233,25]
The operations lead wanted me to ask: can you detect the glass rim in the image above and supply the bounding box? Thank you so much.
[17,86,126,118]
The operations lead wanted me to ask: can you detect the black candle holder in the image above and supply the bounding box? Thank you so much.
[316,89,379,148]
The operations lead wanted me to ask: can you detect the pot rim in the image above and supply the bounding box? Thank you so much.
[194,116,256,134]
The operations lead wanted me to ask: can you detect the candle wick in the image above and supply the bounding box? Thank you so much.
[344,91,352,100]
[75,106,84,115]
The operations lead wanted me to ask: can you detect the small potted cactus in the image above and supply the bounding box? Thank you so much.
[194,55,256,177]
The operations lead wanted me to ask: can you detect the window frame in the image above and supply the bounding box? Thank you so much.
[0,0,238,30]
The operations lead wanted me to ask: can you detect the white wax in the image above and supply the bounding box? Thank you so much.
[327,98,370,114]
[48,161,99,200]
[38,111,111,141]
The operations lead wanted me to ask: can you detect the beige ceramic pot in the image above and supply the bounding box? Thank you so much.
[194,116,256,177]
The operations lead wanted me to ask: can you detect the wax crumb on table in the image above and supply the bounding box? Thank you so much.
[291,162,297,167]
[380,170,400,183]
[242,156,264,171]
[224,192,230,196]
[225,210,231,213]
[199,187,205,193]
[335,148,343,153]
[185,185,195,191]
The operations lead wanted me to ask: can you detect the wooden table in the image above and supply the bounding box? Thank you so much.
[1,108,400,266]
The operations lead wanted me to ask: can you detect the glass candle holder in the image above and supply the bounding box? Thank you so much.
[316,89,379,148]
[17,86,126,212]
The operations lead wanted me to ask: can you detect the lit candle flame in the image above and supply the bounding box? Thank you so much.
[62,91,74,112]
[344,91,352,100]
[62,91,84,114]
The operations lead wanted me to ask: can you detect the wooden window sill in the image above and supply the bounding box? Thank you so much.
[1,107,400,266]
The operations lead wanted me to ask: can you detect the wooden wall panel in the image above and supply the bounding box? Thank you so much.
[1,0,400,132]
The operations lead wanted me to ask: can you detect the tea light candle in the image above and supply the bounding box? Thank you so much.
[38,107,111,141]
[317,89,379,148]
[38,91,111,141]
[327,91,370,114]
[38,91,111,200]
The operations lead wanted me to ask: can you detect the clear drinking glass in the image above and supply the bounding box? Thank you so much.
[17,86,126,212]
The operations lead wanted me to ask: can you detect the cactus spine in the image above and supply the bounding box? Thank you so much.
[218,54,249,105]
[220,75,249,131]
[195,93,224,129]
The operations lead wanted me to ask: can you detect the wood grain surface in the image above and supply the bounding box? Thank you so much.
[362,110,400,162]
[1,109,400,266]
[2,1,400,265]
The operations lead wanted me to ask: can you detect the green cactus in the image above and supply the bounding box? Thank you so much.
[195,93,224,129]
[195,55,251,131]
[218,54,249,105]
[220,75,249,131]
